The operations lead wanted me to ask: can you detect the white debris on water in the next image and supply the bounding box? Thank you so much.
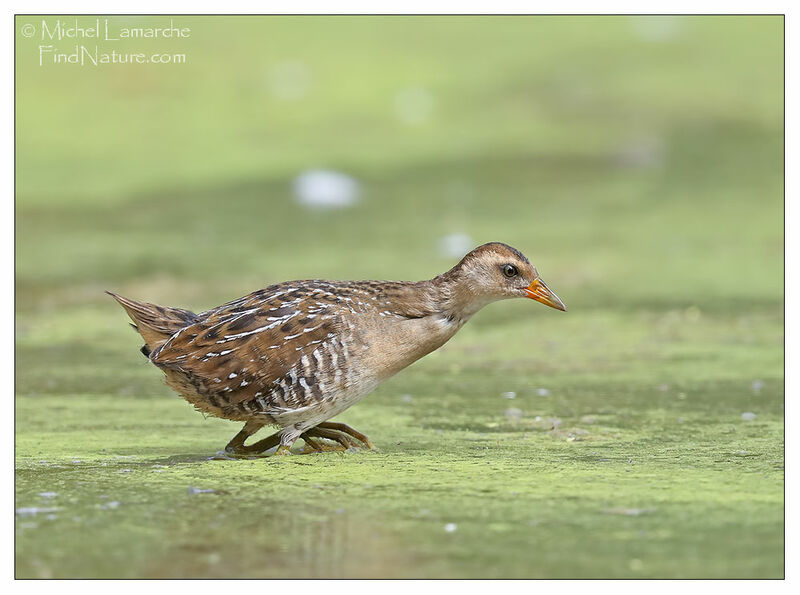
[16,507,60,517]
[603,507,654,516]
[504,408,523,423]
[394,86,435,125]
[38,492,58,499]
[444,523,458,533]
[751,379,765,394]
[400,394,414,403]
[501,391,516,399]
[188,487,217,495]
[98,501,120,510]
[536,388,551,397]
[438,233,474,259]
[293,169,360,210]
[266,61,312,101]
[615,135,665,169]
[741,412,757,421]
[630,16,683,42]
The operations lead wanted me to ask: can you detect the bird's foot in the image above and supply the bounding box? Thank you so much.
[273,444,292,456]
[317,421,376,450]
[301,423,375,451]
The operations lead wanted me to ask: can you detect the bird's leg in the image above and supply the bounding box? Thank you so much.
[224,421,282,456]
[241,429,283,454]
[224,420,265,454]
[317,421,376,450]
[273,427,303,456]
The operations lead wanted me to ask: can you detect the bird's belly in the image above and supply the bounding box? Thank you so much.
[267,372,381,428]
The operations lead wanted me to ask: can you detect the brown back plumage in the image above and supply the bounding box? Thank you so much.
[106,291,199,353]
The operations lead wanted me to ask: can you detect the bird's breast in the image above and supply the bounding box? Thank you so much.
[353,313,463,381]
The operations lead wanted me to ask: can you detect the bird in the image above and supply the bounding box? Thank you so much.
[108,242,566,456]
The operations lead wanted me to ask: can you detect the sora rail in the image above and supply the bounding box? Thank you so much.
[109,242,566,455]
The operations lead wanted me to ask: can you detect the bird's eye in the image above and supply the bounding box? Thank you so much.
[503,264,518,278]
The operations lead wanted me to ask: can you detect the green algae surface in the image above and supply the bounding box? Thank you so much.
[16,16,783,578]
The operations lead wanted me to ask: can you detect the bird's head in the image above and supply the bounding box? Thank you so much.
[444,242,567,313]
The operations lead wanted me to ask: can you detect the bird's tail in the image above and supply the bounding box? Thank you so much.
[106,291,199,356]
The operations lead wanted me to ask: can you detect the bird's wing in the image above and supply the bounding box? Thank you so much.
[150,284,343,407]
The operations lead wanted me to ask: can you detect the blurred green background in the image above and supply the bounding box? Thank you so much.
[16,15,783,578]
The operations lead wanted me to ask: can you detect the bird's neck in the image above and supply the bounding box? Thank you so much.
[424,272,494,326]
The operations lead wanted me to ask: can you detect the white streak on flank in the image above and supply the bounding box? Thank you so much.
[330,345,342,383]
[254,392,262,398]
[219,349,234,355]
[299,377,310,391]
[312,350,323,366]
[228,373,238,379]
[205,352,219,358]
[303,323,323,333]
[330,346,338,370]
[284,333,302,340]
[240,380,249,387]
[213,378,221,383]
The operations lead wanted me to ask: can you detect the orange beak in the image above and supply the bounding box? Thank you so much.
[524,278,567,311]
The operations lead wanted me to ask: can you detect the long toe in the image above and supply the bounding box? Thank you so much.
[318,422,376,449]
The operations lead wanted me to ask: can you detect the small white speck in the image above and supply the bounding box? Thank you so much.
[228,373,238,379]
[266,60,311,101]
[741,412,757,421]
[438,233,474,259]
[293,169,360,210]
[501,391,516,399]
[394,86,435,125]
[751,379,765,393]
[444,523,458,533]
[536,388,551,397]
[38,492,57,498]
